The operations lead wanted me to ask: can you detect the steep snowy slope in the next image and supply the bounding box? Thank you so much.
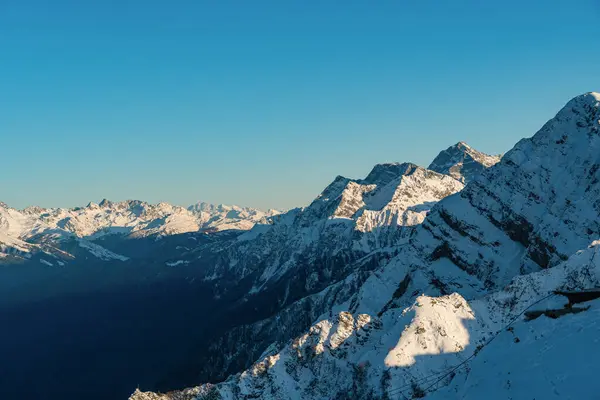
[417,92,600,287]
[428,141,501,183]
[131,240,600,400]
[0,203,81,264]
[148,164,466,385]
[131,92,600,400]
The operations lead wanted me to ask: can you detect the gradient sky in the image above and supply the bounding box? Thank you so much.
[1,1,599,210]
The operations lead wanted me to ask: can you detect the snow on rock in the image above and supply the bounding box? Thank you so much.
[200,162,464,298]
[0,204,73,263]
[130,92,600,400]
[428,141,502,184]
[416,91,600,287]
[156,161,469,385]
[383,293,474,368]
[133,240,600,400]
[354,164,464,232]
[188,202,282,232]
[34,200,199,238]
[1,200,276,242]
[0,200,277,264]
[300,163,463,232]
[0,202,46,239]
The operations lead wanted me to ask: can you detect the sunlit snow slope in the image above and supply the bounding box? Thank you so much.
[131,93,600,400]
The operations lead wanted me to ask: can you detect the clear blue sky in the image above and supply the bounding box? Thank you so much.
[1,1,599,210]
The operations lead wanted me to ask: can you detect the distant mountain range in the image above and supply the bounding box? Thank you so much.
[0,199,281,264]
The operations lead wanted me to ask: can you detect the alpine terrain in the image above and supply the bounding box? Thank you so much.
[129,93,600,400]
[1,142,491,399]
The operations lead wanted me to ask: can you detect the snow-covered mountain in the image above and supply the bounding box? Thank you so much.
[157,163,464,297]
[1,147,491,400]
[138,156,484,387]
[188,202,281,232]
[135,241,600,400]
[301,162,463,232]
[428,141,502,183]
[131,92,600,400]
[418,92,600,286]
[0,200,279,265]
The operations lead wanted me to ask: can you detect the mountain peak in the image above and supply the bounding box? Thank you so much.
[98,199,112,207]
[362,162,420,186]
[556,91,600,120]
[428,142,501,184]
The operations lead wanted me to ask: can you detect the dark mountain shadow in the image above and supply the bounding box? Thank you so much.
[0,231,243,400]
[0,270,227,400]
[0,224,408,400]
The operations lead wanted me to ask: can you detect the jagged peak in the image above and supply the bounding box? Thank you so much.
[440,141,497,162]
[188,201,264,213]
[95,199,151,209]
[22,205,46,214]
[362,162,421,186]
[98,198,112,207]
[428,142,501,183]
[455,141,472,150]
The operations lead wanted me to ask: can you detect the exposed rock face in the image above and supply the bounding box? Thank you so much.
[428,141,501,183]
[175,163,464,384]
[130,93,600,400]
[301,163,463,232]
[418,92,600,286]
[186,163,463,301]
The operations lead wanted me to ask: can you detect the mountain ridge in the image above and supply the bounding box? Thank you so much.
[130,92,600,400]
[428,141,502,183]
[0,139,503,400]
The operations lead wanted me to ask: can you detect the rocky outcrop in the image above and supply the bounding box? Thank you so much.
[418,92,600,287]
[428,141,501,183]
